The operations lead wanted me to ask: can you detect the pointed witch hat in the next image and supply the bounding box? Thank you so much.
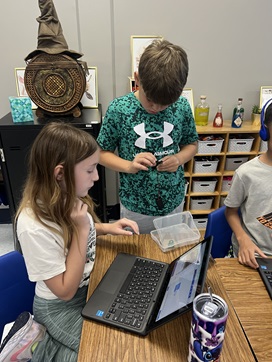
[25,0,82,61]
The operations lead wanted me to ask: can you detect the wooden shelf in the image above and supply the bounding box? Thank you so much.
[185,120,264,225]
[193,119,261,134]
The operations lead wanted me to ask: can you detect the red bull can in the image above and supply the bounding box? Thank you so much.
[188,292,228,362]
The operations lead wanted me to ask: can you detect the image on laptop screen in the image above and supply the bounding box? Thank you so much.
[155,242,203,321]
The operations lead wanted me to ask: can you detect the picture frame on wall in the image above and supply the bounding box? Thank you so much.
[181,88,194,116]
[130,35,163,77]
[260,86,272,108]
[15,68,28,97]
[14,68,37,109]
[80,67,98,108]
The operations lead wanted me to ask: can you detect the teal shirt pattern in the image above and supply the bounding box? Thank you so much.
[97,92,198,216]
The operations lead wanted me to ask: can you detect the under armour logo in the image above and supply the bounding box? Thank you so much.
[134,122,174,149]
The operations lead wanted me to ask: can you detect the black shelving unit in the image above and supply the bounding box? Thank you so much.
[0,174,10,223]
[0,106,107,223]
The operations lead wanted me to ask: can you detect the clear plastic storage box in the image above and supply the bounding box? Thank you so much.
[150,211,200,252]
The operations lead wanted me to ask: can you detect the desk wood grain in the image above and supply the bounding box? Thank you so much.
[78,235,256,362]
[216,258,272,362]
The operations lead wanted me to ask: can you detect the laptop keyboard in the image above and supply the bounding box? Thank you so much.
[261,270,272,299]
[104,258,166,329]
[256,257,272,299]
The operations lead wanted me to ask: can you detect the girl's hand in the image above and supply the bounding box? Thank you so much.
[100,218,139,236]
[71,198,90,230]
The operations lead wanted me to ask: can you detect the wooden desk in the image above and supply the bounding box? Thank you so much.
[78,235,255,362]
[216,258,272,362]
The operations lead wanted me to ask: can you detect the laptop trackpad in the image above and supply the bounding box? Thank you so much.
[98,270,124,294]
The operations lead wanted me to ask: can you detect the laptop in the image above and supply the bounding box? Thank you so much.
[256,257,272,299]
[82,236,213,336]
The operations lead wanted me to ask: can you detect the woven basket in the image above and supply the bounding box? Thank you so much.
[24,53,86,114]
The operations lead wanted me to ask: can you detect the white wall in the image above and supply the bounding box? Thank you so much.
[1,0,272,204]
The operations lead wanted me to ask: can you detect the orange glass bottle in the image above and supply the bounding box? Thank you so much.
[213,104,223,127]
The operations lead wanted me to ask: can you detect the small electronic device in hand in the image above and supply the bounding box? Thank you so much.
[152,159,163,170]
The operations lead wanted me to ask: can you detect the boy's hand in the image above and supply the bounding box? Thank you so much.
[238,236,267,269]
[157,155,180,172]
[128,152,156,173]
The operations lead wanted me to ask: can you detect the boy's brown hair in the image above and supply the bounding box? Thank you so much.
[138,39,189,106]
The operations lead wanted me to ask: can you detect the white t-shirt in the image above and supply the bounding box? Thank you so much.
[17,207,96,300]
[224,156,272,256]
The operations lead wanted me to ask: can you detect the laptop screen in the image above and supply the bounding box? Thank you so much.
[155,241,207,322]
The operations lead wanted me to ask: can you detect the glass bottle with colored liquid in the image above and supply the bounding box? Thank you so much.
[195,95,209,126]
[231,98,244,128]
[213,104,223,127]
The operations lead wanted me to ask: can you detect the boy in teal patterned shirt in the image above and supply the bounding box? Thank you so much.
[97,39,198,233]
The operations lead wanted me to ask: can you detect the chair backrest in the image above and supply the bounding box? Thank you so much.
[0,251,35,340]
[204,206,233,258]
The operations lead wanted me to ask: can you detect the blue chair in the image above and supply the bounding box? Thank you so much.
[0,251,35,341]
[204,206,233,258]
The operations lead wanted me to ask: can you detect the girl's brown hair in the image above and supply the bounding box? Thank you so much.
[15,122,99,250]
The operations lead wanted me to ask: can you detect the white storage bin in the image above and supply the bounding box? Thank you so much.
[193,157,219,174]
[151,211,200,252]
[260,140,268,152]
[220,196,227,207]
[184,181,189,195]
[225,156,248,171]
[222,176,233,192]
[192,178,217,193]
[193,217,208,229]
[228,136,254,152]
[190,197,214,210]
[197,138,224,154]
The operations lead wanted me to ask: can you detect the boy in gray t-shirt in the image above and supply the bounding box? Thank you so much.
[225,101,272,269]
